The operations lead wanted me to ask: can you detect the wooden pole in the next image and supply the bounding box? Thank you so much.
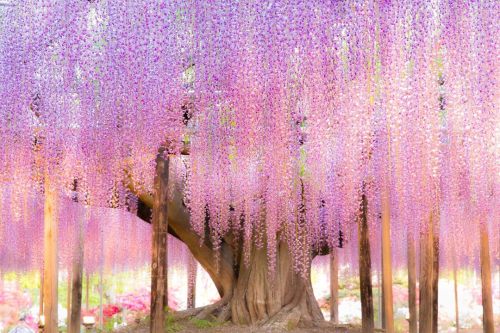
[67,269,72,326]
[99,225,104,329]
[150,150,169,333]
[187,253,197,309]
[39,270,44,319]
[69,208,84,333]
[479,222,494,333]
[358,191,374,333]
[164,229,169,311]
[432,228,440,333]
[419,213,434,333]
[99,271,103,329]
[330,248,339,324]
[85,272,89,311]
[377,266,383,327]
[381,190,394,333]
[43,179,58,333]
[407,232,417,333]
[452,245,459,333]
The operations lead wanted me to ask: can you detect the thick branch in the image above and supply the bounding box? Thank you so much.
[126,157,235,298]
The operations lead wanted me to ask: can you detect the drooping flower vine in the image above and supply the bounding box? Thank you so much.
[0,0,497,275]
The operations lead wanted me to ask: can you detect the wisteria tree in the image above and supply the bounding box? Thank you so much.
[0,0,498,331]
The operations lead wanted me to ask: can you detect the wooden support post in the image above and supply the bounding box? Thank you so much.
[381,190,394,333]
[39,270,44,319]
[330,248,339,324]
[69,211,84,333]
[67,269,72,326]
[150,150,169,333]
[378,267,383,327]
[432,231,440,333]
[358,192,374,333]
[452,245,459,333]
[187,254,197,309]
[164,237,169,311]
[99,270,103,329]
[85,272,90,311]
[407,233,417,333]
[99,224,104,329]
[419,213,434,333]
[43,180,58,333]
[381,260,385,329]
[479,222,494,333]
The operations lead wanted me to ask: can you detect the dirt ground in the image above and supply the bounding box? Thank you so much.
[117,319,498,333]
[118,319,365,333]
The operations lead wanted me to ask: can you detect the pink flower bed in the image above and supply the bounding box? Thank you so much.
[0,288,37,331]
[84,288,182,325]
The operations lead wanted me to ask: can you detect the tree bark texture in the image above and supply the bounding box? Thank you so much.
[69,200,85,333]
[150,151,169,333]
[432,231,440,333]
[419,213,434,333]
[407,233,417,333]
[43,180,58,333]
[358,192,374,333]
[330,249,339,324]
[479,223,494,333]
[231,242,324,328]
[187,253,197,309]
[133,156,336,328]
[381,190,394,333]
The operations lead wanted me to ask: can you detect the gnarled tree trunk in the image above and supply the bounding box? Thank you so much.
[130,156,327,328]
[173,238,324,328]
[231,243,324,328]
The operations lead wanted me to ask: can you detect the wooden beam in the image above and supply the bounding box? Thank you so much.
[150,150,169,333]
[330,248,339,324]
[479,222,494,333]
[358,192,374,333]
[407,232,417,333]
[381,190,394,333]
[419,212,434,333]
[187,254,197,309]
[43,179,58,333]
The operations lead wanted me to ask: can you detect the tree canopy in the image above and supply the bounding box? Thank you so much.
[0,0,498,275]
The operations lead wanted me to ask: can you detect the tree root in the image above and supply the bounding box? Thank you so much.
[216,303,232,322]
[173,294,233,322]
[195,293,231,320]
[171,306,206,320]
[259,306,326,330]
[173,297,347,331]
